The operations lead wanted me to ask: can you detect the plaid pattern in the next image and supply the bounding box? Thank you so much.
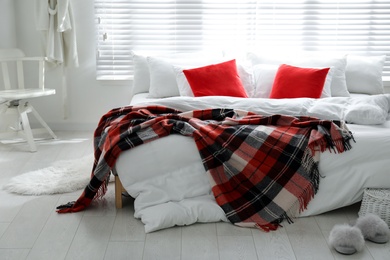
[57,106,353,231]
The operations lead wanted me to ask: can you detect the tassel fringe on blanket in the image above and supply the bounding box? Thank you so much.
[56,106,354,231]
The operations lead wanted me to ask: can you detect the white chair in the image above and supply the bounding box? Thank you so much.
[0,48,57,152]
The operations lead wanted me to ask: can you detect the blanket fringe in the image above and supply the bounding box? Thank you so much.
[309,127,354,155]
[254,212,295,232]
[283,212,294,224]
[302,150,321,191]
[95,177,109,199]
[255,222,280,232]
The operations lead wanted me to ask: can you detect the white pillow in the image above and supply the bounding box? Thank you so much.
[147,53,225,98]
[252,64,279,98]
[321,67,334,98]
[345,55,386,95]
[138,195,228,233]
[237,63,255,97]
[174,62,255,97]
[247,51,289,65]
[292,56,348,97]
[247,52,349,97]
[174,67,193,97]
[131,51,150,95]
[147,56,181,98]
[252,64,334,98]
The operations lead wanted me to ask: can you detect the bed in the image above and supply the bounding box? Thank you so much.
[58,51,390,233]
[113,93,390,233]
[106,53,390,232]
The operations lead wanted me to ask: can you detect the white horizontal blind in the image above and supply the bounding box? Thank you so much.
[95,0,390,80]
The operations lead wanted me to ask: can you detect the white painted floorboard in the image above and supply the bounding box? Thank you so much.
[0,131,389,260]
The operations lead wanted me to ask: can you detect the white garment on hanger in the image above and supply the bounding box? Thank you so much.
[35,0,79,119]
[35,0,79,67]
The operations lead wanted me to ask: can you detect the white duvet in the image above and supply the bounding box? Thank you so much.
[115,94,390,232]
[131,93,390,125]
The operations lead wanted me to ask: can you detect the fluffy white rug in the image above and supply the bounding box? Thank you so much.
[3,154,94,195]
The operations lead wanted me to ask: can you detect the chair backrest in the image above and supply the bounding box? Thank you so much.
[0,48,45,91]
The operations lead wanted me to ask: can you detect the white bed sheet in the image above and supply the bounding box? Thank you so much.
[115,93,390,232]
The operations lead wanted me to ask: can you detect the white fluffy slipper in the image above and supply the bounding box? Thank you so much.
[355,214,390,244]
[329,224,365,255]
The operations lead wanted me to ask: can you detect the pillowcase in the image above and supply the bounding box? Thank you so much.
[183,59,248,97]
[247,52,350,97]
[252,64,333,98]
[269,64,331,99]
[345,55,386,95]
[175,62,255,97]
[147,53,224,98]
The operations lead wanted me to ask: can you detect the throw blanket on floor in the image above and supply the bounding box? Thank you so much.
[57,106,354,231]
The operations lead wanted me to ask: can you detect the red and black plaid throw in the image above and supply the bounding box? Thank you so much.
[57,106,353,231]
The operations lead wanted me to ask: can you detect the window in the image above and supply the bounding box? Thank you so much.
[95,0,390,80]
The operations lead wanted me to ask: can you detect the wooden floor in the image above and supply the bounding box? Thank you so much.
[0,131,389,260]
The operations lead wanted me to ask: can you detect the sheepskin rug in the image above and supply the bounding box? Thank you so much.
[3,154,94,195]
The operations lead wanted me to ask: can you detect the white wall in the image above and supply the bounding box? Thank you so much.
[13,0,133,131]
[0,0,17,47]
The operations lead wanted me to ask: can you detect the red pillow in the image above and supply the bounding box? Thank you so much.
[269,64,330,99]
[183,59,248,97]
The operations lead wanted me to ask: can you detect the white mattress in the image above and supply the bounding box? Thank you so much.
[115,93,390,232]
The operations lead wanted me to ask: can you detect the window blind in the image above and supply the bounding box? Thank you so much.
[95,0,390,80]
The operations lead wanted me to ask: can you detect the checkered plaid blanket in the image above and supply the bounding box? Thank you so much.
[57,106,353,231]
